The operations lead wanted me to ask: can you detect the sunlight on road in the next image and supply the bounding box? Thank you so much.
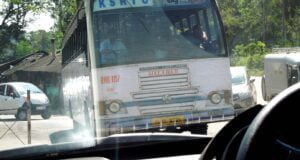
[208,121,228,136]
[0,115,72,150]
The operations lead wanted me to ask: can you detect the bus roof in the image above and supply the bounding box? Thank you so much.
[264,53,300,65]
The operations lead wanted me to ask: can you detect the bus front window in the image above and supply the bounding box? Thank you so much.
[93,4,226,67]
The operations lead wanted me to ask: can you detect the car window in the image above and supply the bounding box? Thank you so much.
[0,85,5,96]
[14,83,42,95]
[6,85,14,96]
[231,72,246,85]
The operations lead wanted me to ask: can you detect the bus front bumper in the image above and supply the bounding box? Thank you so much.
[98,106,235,135]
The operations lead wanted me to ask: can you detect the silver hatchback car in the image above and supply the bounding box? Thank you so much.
[0,82,51,120]
[230,66,257,109]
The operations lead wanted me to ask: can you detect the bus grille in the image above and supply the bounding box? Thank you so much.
[138,64,190,91]
[131,64,199,114]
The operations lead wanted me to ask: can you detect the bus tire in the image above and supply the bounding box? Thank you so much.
[261,76,267,101]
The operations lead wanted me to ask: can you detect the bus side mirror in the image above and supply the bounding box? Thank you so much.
[249,79,255,84]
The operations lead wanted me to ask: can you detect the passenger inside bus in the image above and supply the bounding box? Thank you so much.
[184,24,208,49]
[99,29,128,65]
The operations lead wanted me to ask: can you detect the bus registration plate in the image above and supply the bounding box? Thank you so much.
[151,116,186,127]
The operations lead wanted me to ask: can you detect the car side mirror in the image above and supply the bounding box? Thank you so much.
[249,79,255,84]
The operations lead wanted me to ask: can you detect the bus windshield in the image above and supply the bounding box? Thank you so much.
[93,1,226,67]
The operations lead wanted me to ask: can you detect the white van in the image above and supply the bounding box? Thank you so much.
[0,82,51,120]
[262,51,300,101]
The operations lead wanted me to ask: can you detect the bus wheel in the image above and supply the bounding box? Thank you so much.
[261,76,267,101]
[16,109,27,121]
[190,123,208,135]
[41,109,52,119]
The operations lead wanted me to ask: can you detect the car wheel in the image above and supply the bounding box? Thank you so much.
[261,76,267,101]
[41,110,51,119]
[17,109,27,121]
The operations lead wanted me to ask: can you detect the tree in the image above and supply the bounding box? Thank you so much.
[0,0,50,62]
[50,0,78,47]
[29,30,53,52]
[13,30,53,59]
[218,0,300,50]
[15,39,33,58]
[218,0,268,51]
[218,0,300,75]
[231,41,268,75]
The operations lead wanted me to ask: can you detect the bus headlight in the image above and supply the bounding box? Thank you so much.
[108,101,121,113]
[210,93,222,104]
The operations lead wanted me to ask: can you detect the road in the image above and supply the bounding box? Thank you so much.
[0,77,267,150]
[0,115,73,150]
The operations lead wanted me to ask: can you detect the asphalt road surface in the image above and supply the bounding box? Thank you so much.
[0,115,73,150]
[0,77,267,150]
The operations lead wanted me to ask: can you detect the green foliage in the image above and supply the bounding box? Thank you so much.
[218,0,300,75]
[50,0,78,47]
[231,41,268,76]
[218,0,300,49]
[15,39,33,58]
[29,30,53,52]
[0,0,52,63]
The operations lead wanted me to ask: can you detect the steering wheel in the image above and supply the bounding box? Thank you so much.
[201,83,300,160]
[200,105,263,160]
[236,83,300,160]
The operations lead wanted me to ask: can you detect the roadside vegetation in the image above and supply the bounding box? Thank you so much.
[0,0,78,63]
[218,0,300,76]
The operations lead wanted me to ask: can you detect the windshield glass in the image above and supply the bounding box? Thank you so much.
[231,73,246,86]
[0,0,300,157]
[93,2,226,67]
[14,83,43,95]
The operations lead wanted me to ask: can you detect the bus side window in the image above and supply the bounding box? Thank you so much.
[0,85,5,96]
[189,14,197,29]
[175,22,182,35]
[182,18,189,32]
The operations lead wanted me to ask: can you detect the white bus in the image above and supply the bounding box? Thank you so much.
[61,0,234,139]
